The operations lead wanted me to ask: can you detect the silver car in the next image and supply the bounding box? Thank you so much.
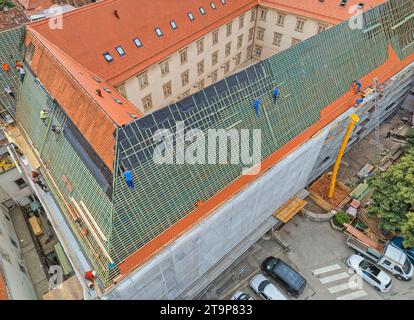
[249,274,287,300]
[230,291,254,300]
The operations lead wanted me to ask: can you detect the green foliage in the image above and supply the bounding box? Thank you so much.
[402,212,414,248]
[368,148,414,242]
[0,0,14,10]
[406,128,414,149]
[333,211,351,228]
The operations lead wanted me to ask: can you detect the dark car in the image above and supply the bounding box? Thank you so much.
[261,257,307,297]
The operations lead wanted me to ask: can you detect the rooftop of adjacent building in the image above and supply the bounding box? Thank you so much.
[0,2,29,31]
[28,0,385,86]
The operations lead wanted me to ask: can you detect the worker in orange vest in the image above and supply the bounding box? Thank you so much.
[15,60,23,69]
[84,270,97,289]
[2,63,10,72]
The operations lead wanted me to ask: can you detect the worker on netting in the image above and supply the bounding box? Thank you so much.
[84,270,97,289]
[253,98,260,116]
[123,170,135,189]
[40,109,49,122]
[352,80,362,94]
[273,86,279,103]
[15,60,23,69]
[2,63,10,72]
[4,86,15,99]
[18,66,26,82]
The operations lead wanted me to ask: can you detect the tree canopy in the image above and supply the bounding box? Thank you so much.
[368,148,414,247]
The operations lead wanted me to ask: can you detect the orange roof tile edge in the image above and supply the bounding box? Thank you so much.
[118,46,414,278]
[0,269,8,300]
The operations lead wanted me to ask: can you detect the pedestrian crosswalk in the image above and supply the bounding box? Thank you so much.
[312,262,368,300]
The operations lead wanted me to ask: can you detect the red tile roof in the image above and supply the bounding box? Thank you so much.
[29,0,258,86]
[260,0,385,24]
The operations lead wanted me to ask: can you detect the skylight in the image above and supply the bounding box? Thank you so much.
[187,12,195,21]
[170,20,177,30]
[210,2,216,9]
[199,7,206,15]
[103,52,113,62]
[155,27,163,37]
[116,46,126,56]
[220,0,226,4]
[133,38,142,48]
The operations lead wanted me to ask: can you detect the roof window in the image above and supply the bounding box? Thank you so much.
[199,7,206,15]
[210,2,216,9]
[103,52,113,62]
[116,46,126,57]
[220,0,226,4]
[133,38,142,48]
[187,12,195,21]
[170,20,177,30]
[155,27,163,37]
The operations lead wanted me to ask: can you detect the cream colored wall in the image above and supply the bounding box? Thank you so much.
[255,6,332,60]
[119,5,333,115]
[120,10,257,114]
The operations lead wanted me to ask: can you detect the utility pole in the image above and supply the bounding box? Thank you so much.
[374,78,380,166]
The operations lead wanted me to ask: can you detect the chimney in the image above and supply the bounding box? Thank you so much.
[114,10,120,19]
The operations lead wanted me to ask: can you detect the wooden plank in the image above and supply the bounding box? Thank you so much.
[273,197,307,223]
[28,216,43,237]
[308,192,333,211]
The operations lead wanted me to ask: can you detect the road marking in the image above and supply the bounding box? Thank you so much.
[312,264,341,276]
[336,290,368,300]
[319,272,349,284]
[328,282,356,294]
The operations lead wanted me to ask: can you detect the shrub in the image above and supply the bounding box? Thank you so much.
[332,211,351,228]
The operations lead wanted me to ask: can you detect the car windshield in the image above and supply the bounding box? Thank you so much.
[403,257,412,274]
[238,294,250,300]
[359,259,373,270]
[273,262,305,288]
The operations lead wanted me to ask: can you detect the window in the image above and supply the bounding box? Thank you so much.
[295,19,305,32]
[103,52,113,62]
[197,38,204,55]
[197,60,205,76]
[247,45,253,58]
[383,260,391,266]
[163,81,172,98]
[117,84,127,98]
[225,42,231,57]
[212,30,219,45]
[212,51,218,66]
[248,27,254,41]
[239,14,245,29]
[199,7,206,15]
[133,38,143,48]
[170,20,177,30]
[223,61,230,74]
[197,79,205,90]
[257,27,265,41]
[160,60,169,76]
[10,237,18,248]
[260,8,268,21]
[210,70,218,82]
[19,263,26,274]
[235,52,242,66]
[181,70,189,86]
[273,32,283,46]
[277,13,286,26]
[254,45,263,58]
[250,8,256,22]
[142,94,153,111]
[14,178,27,190]
[25,42,35,63]
[155,27,163,37]
[210,2,216,9]
[220,0,226,4]
[116,46,126,56]
[137,72,149,89]
[318,24,328,34]
[237,34,243,49]
[226,22,232,37]
[187,12,195,21]
[180,48,188,64]
[291,38,301,46]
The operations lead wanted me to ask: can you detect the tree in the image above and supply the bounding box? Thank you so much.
[0,0,14,10]
[402,212,414,248]
[406,128,414,149]
[368,148,414,236]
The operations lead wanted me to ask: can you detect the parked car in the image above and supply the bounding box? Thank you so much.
[347,254,392,293]
[230,291,254,300]
[249,274,287,300]
[261,257,307,297]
